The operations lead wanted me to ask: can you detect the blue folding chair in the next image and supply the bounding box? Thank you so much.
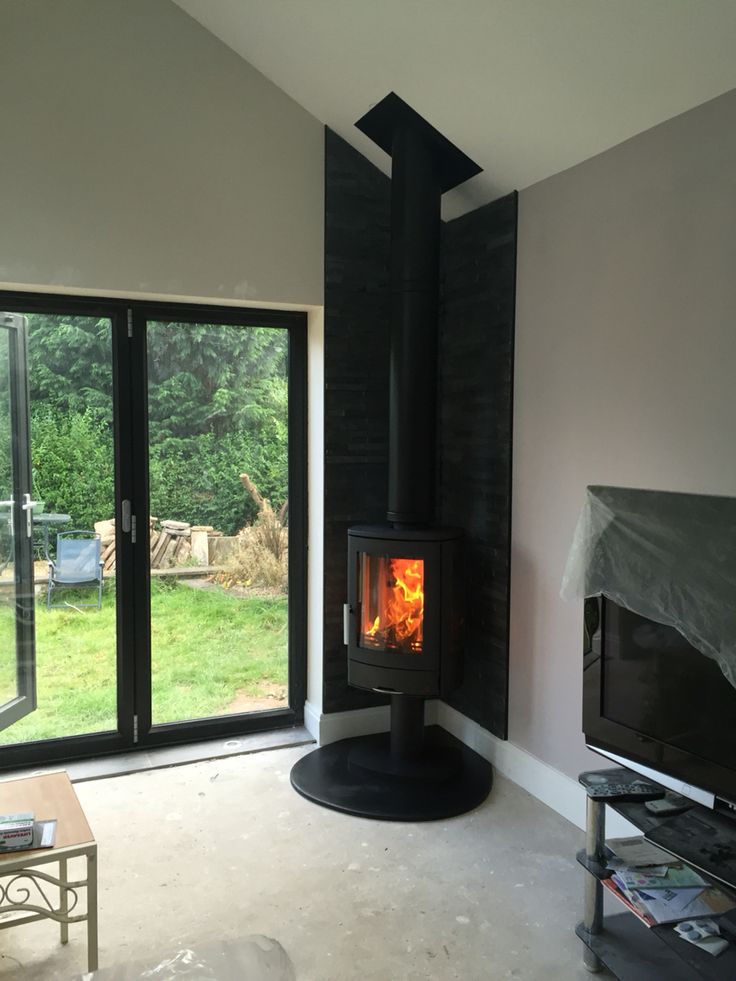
[47,531,104,610]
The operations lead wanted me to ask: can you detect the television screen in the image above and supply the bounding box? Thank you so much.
[584,596,736,805]
[601,603,736,772]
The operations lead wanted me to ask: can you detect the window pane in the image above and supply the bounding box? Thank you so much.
[147,320,289,725]
[0,313,117,745]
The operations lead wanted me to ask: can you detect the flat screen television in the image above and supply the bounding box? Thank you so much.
[583,595,736,814]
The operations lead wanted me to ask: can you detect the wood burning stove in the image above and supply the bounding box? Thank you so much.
[291,93,493,821]
[346,526,463,698]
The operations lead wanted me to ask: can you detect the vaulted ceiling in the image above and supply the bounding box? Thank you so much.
[173,0,736,218]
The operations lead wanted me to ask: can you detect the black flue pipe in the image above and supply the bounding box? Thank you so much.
[352,94,482,765]
[386,125,441,527]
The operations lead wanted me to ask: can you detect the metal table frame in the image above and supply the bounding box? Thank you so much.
[0,839,98,972]
[0,840,98,972]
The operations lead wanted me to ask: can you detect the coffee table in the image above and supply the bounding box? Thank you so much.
[0,771,98,972]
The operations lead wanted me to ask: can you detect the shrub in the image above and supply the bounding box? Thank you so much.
[31,408,114,528]
[224,528,288,591]
[219,474,288,591]
[148,429,287,536]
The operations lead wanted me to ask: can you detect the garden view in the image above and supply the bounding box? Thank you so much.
[0,313,290,745]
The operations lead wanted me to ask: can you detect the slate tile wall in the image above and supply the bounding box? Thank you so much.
[322,128,392,712]
[322,127,516,736]
[437,192,517,737]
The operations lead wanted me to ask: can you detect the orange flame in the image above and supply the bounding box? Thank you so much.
[360,556,424,653]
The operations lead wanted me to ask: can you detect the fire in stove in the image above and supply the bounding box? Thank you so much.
[360,555,425,653]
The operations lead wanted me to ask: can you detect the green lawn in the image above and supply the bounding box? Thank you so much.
[0,578,287,745]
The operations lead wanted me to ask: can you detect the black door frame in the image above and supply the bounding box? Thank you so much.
[129,300,307,748]
[0,312,37,732]
[0,290,307,768]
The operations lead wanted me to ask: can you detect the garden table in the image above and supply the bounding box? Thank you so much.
[33,512,71,559]
[0,771,98,972]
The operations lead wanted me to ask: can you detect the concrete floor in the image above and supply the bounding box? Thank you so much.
[0,744,603,980]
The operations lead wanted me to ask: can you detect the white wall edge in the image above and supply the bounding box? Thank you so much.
[306,308,324,716]
[308,699,441,746]
[0,281,321,313]
[315,703,392,744]
[435,701,637,836]
[308,699,637,836]
[303,700,322,742]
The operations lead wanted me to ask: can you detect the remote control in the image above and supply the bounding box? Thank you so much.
[579,769,665,803]
[645,792,692,816]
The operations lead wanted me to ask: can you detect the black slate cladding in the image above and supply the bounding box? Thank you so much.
[322,128,516,736]
[437,193,517,738]
[323,129,391,713]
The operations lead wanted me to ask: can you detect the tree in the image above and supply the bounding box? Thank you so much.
[23,314,289,534]
[26,315,113,421]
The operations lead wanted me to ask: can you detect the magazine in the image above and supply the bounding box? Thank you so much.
[613,865,708,892]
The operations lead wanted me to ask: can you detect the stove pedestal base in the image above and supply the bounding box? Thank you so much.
[290,725,493,821]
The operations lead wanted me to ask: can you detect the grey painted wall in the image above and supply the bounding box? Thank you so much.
[511,87,736,778]
[0,0,323,305]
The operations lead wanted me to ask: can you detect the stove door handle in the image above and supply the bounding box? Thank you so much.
[343,604,353,646]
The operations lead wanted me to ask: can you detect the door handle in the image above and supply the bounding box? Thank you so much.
[21,494,40,538]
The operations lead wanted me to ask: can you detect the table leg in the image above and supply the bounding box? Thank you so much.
[59,857,69,944]
[582,797,605,973]
[87,847,98,973]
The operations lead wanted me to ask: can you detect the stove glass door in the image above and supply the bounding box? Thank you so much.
[358,553,424,654]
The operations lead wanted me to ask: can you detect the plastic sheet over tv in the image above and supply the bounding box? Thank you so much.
[562,485,736,689]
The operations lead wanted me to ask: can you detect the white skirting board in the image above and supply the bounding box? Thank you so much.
[303,698,637,837]
[303,699,391,744]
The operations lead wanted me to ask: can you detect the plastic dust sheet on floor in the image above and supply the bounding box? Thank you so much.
[76,936,296,980]
[561,485,736,690]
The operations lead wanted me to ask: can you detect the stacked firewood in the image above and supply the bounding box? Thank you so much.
[95,519,117,575]
[94,518,206,573]
[149,520,192,569]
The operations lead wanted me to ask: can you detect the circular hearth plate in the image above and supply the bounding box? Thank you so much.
[290,725,493,822]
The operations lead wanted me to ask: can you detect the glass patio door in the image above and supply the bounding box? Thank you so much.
[0,299,127,764]
[131,305,306,746]
[0,293,306,765]
[0,313,37,732]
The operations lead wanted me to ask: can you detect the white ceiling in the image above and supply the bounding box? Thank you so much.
[173,0,736,219]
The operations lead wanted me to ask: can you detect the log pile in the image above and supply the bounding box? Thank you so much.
[94,517,208,573]
[95,519,117,575]
[149,520,193,569]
